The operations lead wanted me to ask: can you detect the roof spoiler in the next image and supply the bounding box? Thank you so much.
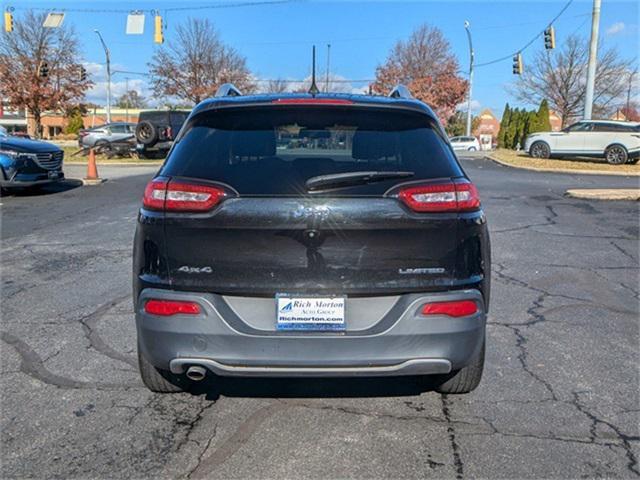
[215,83,242,97]
[388,85,412,99]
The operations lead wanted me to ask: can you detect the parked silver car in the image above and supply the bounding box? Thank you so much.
[78,122,136,148]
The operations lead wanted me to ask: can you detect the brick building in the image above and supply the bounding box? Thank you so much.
[473,107,564,144]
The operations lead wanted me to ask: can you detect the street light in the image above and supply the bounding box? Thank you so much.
[464,21,474,138]
[94,29,112,124]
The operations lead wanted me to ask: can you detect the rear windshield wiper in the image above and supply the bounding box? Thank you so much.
[305,171,414,191]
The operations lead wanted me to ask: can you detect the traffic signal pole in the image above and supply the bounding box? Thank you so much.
[94,30,112,124]
[583,0,601,120]
[464,21,474,137]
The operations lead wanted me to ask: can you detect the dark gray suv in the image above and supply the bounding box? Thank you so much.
[133,85,491,394]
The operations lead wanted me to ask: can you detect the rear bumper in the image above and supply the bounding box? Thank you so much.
[136,288,486,377]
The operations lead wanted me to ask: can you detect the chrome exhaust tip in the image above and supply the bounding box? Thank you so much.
[186,365,207,381]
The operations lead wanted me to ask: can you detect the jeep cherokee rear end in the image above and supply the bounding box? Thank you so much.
[133,87,490,394]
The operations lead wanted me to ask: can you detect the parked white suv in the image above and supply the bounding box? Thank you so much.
[449,136,480,152]
[524,120,640,165]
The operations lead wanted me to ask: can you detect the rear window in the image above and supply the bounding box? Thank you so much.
[161,106,462,195]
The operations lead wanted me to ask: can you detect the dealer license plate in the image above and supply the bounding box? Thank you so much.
[276,295,346,331]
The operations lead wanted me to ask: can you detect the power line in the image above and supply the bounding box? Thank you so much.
[10,0,301,14]
[475,0,575,68]
[474,11,590,31]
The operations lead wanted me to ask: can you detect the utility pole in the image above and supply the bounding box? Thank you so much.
[583,0,601,120]
[125,77,129,123]
[626,69,636,118]
[325,44,331,93]
[94,29,112,124]
[464,21,474,137]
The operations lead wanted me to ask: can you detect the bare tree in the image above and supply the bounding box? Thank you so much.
[514,34,632,126]
[0,11,92,137]
[148,18,254,105]
[372,24,468,124]
[116,90,147,109]
[264,78,289,93]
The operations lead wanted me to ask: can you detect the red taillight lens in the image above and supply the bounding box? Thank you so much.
[144,299,201,316]
[143,178,168,210]
[421,300,478,317]
[165,127,173,138]
[272,98,354,105]
[398,180,480,212]
[143,179,225,212]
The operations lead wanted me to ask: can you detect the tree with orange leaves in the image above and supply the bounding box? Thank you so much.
[372,24,468,126]
[0,11,92,138]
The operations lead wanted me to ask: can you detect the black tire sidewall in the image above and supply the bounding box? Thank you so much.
[136,121,159,147]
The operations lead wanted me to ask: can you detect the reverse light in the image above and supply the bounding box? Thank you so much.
[143,178,226,212]
[144,299,201,316]
[398,180,480,212]
[421,300,478,318]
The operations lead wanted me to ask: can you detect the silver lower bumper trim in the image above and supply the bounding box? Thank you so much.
[169,358,452,377]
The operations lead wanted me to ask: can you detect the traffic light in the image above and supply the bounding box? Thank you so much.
[154,15,163,44]
[4,12,13,33]
[38,62,49,78]
[79,66,87,81]
[544,26,556,50]
[512,54,523,75]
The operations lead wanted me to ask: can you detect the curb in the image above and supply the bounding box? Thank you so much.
[82,178,107,186]
[565,189,640,201]
[486,155,640,177]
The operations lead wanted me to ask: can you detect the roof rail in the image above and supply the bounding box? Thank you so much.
[215,83,242,97]
[388,85,412,99]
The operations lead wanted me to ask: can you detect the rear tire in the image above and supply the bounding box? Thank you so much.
[138,343,189,393]
[436,339,485,394]
[605,145,628,165]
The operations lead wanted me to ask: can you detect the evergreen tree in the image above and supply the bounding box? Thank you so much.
[498,103,511,148]
[536,99,552,132]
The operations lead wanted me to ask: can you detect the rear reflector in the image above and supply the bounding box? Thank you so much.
[421,300,478,317]
[272,98,354,105]
[398,180,480,212]
[144,299,201,316]
[143,178,226,212]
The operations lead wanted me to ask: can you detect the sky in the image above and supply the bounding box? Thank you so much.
[4,0,639,116]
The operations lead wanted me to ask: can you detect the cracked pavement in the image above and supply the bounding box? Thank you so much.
[1,159,638,479]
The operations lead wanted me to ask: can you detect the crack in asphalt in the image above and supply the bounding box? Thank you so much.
[441,395,464,480]
[282,399,475,427]
[187,402,287,479]
[76,294,136,369]
[570,391,640,477]
[0,331,139,390]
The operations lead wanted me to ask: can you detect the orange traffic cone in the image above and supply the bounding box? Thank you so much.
[83,148,103,184]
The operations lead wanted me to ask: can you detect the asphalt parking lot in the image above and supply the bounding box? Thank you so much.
[1,157,639,479]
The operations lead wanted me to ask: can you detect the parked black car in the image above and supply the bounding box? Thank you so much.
[0,129,64,191]
[134,110,190,159]
[133,85,491,394]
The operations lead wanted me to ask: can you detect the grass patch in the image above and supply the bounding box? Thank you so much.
[489,149,640,175]
[61,146,165,164]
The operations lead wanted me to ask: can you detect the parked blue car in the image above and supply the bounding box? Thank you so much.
[0,127,64,190]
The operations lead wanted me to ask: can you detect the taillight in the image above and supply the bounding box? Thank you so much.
[398,180,480,212]
[421,300,478,317]
[142,178,226,212]
[272,98,354,105]
[144,299,201,316]
[165,126,173,138]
